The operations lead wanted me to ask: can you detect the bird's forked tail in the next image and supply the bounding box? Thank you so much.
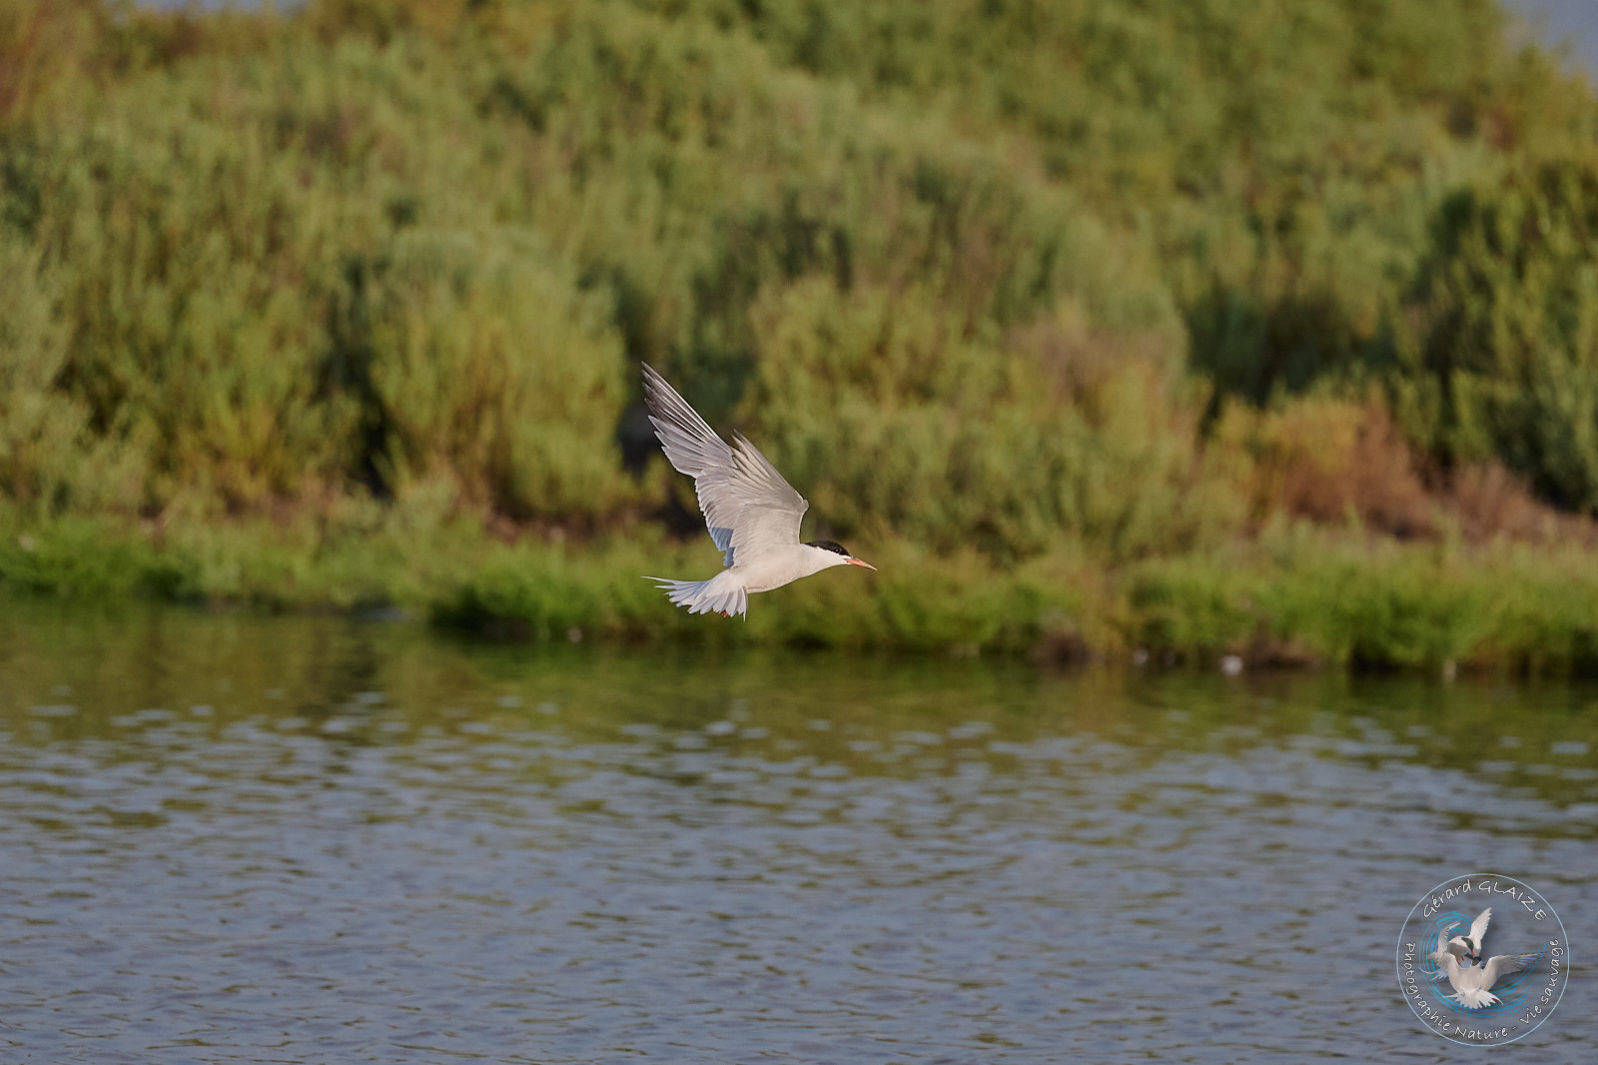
[647,571,749,619]
[1450,988,1500,1009]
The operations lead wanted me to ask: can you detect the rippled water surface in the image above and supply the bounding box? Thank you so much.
[2,601,1595,1063]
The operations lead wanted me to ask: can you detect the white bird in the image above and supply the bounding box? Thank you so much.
[641,363,874,618]
[1445,908,1493,964]
[1429,922,1538,1009]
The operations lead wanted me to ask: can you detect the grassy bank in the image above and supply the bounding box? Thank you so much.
[5,513,1597,676]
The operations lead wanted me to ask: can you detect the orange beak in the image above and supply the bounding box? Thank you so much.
[846,557,877,570]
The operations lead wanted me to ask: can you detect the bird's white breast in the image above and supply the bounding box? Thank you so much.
[735,545,837,593]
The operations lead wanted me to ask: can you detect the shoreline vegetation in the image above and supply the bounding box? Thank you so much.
[4,1,1598,673]
[5,515,1598,676]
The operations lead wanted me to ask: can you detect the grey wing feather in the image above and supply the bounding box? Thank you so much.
[1468,908,1492,947]
[1482,953,1539,986]
[642,365,807,566]
[641,363,738,561]
[726,432,807,562]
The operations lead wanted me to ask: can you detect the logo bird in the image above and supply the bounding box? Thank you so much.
[1429,908,1539,1009]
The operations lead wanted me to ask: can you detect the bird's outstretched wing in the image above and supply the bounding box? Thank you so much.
[1467,908,1493,950]
[642,364,808,567]
[1481,953,1538,988]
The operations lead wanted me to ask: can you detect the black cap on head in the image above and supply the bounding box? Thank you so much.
[805,539,851,556]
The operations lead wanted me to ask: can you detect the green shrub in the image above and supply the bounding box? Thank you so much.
[744,278,1223,560]
[1392,156,1598,511]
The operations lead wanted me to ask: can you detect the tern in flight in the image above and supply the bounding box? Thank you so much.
[641,363,874,619]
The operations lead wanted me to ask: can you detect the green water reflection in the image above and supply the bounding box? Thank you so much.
[3,597,1594,823]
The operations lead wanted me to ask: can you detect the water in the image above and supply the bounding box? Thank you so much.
[1,600,1594,1063]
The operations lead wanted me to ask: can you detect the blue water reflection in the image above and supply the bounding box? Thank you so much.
[1,602,1594,1062]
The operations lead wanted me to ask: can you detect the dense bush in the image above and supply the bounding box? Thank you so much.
[1,0,1597,607]
[3,4,638,520]
[1392,156,1598,511]
[745,278,1221,559]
